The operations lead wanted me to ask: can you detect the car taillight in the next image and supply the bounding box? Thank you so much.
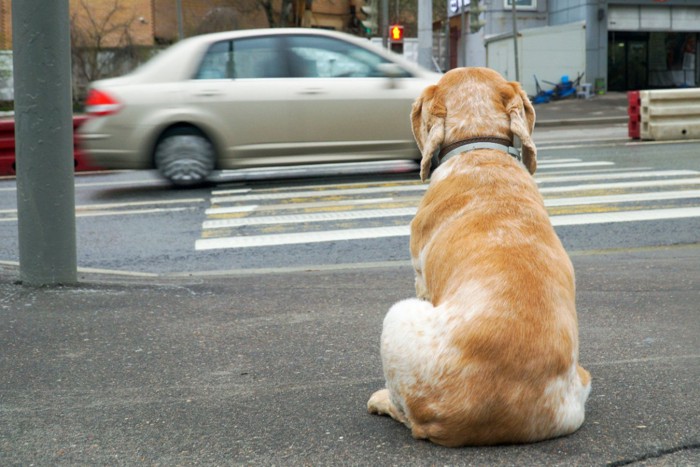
[85,89,122,116]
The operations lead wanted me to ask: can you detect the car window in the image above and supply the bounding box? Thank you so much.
[195,40,232,79]
[285,35,411,78]
[194,36,286,79]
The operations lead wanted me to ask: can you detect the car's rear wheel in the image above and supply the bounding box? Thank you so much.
[154,127,215,187]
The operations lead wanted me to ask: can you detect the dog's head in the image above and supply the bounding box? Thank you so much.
[411,67,536,181]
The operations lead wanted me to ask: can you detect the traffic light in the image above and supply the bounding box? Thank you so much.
[360,0,378,36]
[389,24,404,54]
[469,0,485,33]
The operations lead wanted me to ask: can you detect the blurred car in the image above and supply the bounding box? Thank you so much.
[79,28,441,186]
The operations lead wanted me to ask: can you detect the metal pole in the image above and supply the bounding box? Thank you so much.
[511,0,520,82]
[176,0,184,39]
[417,0,433,70]
[444,3,450,71]
[12,0,77,285]
[381,0,388,49]
[460,3,466,67]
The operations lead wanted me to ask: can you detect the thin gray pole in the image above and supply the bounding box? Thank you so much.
[444,2,450,71]
[461,4,466,67]
[381,0,388,49]
[417,0,433,70]
[12,0,77,285]
[176,0,184,39]
[511,0,520,82]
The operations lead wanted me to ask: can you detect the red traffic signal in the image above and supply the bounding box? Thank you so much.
[389,24,404,43]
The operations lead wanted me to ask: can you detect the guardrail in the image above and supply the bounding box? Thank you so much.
[0,115,100,176]
[628,91,641,139]
[630,88,700,141]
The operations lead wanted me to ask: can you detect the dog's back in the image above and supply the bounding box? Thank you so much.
[368,68,591,447]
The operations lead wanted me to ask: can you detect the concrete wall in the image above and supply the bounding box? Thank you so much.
[486,21,587,96]
[548,0,589,25]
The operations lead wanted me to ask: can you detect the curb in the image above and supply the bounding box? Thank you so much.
[536,116,629,128]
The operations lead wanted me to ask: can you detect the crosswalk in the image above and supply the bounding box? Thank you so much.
[195,158,700,251]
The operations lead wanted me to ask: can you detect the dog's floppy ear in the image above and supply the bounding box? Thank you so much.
[504,82,537,174]
[411,84,446,182]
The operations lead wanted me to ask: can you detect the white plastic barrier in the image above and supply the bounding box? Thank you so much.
[640,88,700,141]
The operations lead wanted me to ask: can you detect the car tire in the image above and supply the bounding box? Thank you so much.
[154,127,215,187]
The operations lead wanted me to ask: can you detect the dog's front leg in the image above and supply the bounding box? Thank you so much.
[412,258,431,301]
[415,275,430,301]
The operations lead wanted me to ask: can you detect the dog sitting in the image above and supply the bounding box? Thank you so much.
[367,67,591,447]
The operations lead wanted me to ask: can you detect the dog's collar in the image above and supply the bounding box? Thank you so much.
[436,137,522,165]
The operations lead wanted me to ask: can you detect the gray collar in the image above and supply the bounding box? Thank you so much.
[437,137,522,165]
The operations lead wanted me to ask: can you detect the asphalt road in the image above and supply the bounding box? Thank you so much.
[0,243,698,465]
[3,127,699,276]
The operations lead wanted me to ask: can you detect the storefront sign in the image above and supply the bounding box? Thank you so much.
[450,0,537,15]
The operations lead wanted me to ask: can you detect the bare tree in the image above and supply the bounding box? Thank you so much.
[259,0,298,28]
[259,0,281,28]
[195,7,239,35]
[70,0,141,103]
[188,0,271,37]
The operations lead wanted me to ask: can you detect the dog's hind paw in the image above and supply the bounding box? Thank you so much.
[367,388,390,414]
[368,388,409,425]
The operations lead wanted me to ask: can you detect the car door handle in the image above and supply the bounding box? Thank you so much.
[299,88,324,95]
[195,90,223,97]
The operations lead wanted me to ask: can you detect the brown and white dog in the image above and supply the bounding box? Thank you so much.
[367,67,591,447]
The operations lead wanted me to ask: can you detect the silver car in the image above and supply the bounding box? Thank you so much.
[79,28,441,186]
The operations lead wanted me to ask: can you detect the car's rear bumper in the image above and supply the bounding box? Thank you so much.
[78,117,153,170]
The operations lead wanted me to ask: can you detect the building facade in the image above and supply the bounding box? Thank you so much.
[0,0,364,50]
[603,0,699,91]
[449,0,700,95]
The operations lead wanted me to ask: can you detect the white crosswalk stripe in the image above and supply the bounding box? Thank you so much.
[196,159,700,251]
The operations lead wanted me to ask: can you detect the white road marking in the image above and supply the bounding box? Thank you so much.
[1,199,204,213]
[195,206,700,250]
[536,170,697,184]
[535,161,615,169]
[195,226,409,250]
[75,207,193,218]
[534,167,652,177]
[212,184,426,203]
[211,173,700,205]
[0,207,193,222]
[203,207,416,229]
[536,170,698,183]
[544,190,700,207]
[539,177,700,194]
[205,205,259,215]
[537,159,583,164]
[213,160,418,183]
[195,157,700,251]
[2,175,172,191]
[76,198,206,210]
[210,187,252,196]
[205,197,395,215]
[550,207,700,226]
[201,189,700,229]
[74,179,168,189]
[214,179,417,195]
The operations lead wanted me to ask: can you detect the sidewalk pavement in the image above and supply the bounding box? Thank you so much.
[534,92,630,127]
[1,244,698,465]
